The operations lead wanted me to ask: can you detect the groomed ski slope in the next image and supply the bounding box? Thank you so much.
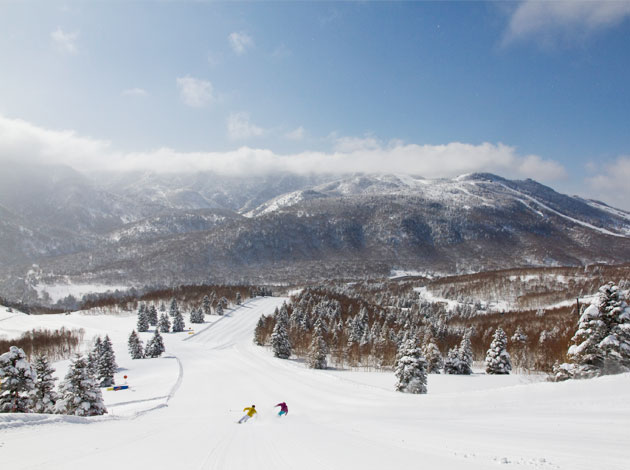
[1,297,629,470]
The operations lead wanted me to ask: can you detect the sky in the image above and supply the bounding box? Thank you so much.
[0,1,630,208]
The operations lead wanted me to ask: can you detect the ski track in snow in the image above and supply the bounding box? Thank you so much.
[1,297,629,469]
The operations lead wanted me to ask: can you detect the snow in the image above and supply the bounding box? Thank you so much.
[1,297,629,469]
[244,190,308,217]
[498,183,630,238]
[389,269,435,279]
[35,282,130,303]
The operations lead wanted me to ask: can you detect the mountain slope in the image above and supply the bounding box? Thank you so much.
[2,171,630,298]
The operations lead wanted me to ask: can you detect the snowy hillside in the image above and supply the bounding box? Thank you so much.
[2,297,629,469]
[3,170,630,302]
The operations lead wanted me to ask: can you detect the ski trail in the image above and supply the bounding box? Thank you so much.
[165,355,183,402]
[3,296,629,470]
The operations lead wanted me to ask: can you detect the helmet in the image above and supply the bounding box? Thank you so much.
[252,405,255,408]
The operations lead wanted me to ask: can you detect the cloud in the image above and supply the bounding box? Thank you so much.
[285,126,305,141]
[121,88,148,97]
[504,0,630,45]
[227,112,264,140]
[51,27,79,54]
[0,114,112,170]
[176,76,214,108]
[0,113,567,187]
[586,156,630,210]
[228,32,254,55]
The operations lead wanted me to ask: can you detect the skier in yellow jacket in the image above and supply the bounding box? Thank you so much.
[238,405,257,424]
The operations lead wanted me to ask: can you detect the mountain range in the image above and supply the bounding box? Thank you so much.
[2,162,630,303]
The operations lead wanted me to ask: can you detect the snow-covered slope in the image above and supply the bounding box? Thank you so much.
[3,171,630,298]
[2,297,628,469]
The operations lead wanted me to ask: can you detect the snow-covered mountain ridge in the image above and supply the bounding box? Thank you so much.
[2,167,630,300]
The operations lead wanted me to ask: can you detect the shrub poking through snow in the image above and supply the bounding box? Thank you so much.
[31,355,58,413]
[128,330,144,359]
[555,282,630,380]
[0,346,36,413]
[394,340,427,394]
[485,327,511,375]
[56,355,106,416]
[145,329,165,358]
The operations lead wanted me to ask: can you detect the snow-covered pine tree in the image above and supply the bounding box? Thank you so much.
[236,292,242,305]
[271,309,292,359]
[172,310,186,332]
[88,337,103,372]
[169,298,179,317]
[443,347,461,374]
[97,335,117,387]
[347,314,363,347]
[0,346,36,413]
[457,331,474,375]
[394,340,428,394]
[511,326,529,370]
[215,303,224,316]
[307,320,328,369]
[561,282,630,379]
[423,340,444,374]
[600,287,630,374]
[31,355,58,413]
[202,295,212,315]
[148,305,159,326]
[219,297,228,309]
[511,326,528,344]
[158,313,171,333]
[56,355,106,416]
[190,307,204,324]
[128,330,144,359]
[137,304,150,332]
[485,327,511,375]
[254,316,266,346]
[145,329,165,358]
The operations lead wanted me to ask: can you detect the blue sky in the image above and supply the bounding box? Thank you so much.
[1,1,630,208]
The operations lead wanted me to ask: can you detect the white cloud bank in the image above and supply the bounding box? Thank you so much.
[0,113,566,185]
[504,0,630,45]
[51,27,79,54]
[176,76,214,108]
[586,156,630,210]
[228,32,254,55]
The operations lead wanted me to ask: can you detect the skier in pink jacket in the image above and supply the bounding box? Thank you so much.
[275,402,288,417]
